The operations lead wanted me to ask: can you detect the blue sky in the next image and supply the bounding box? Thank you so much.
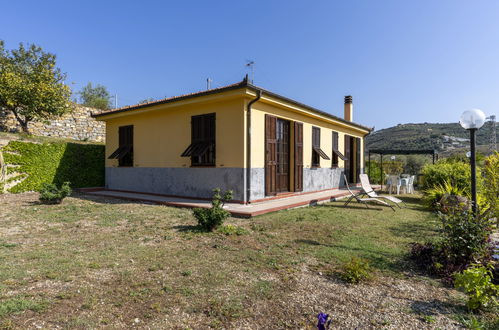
[1,0,498,129]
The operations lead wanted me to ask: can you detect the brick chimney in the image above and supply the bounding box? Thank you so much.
[344,95,353,122]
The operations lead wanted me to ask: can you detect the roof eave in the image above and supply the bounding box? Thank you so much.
[92,80,373,133]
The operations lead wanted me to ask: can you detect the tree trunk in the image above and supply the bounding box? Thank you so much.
[20,121,30,134]
[11,109,31,134]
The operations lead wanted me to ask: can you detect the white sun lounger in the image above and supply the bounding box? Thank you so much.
[343,175,395,211]
[359,174,404,208]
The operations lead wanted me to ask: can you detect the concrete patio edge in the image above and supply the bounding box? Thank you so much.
[79,187,361,217]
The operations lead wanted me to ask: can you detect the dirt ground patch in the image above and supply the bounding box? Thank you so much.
[0,192,495,329]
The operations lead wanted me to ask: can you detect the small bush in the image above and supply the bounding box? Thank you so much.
[39,182,71,204]
[410,208,493,282]
[217,224,248,236]
[193,188,233,232]
[409,242,438,273]
[339,257,372,284]
[454,264,498,311]
[438,208,492,266]
[424,180,467,211]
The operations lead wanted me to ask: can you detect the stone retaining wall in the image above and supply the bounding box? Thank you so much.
[0,105,105,142]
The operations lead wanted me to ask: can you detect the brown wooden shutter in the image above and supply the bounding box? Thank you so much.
[312,127,320,147]
[118,125,133,167]
[344,135,351,183]
[294,121,303,192]
[332,131,339,167]
[356,137,361,183]
[312,126,320,167]
[265,114,277,196]
[119,126,133,147]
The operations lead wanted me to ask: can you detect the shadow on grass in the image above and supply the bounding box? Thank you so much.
[294,239,335,248]
[323,203,385,211]
[296,238,411,272]
[171,225,205,233]
[388,220,436,242]
[409,298,464,318]
[398,195,425,204]
[71,192,153,205]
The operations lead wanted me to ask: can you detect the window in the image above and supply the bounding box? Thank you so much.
[181,113,215,166]
[108,125,133,167]
[312,126,329,167]
[331,131,346,168]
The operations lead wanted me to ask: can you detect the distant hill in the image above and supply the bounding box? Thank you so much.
[366,122,497,153]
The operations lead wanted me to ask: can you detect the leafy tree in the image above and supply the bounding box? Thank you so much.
[78,82,112,110]
[404,155,426,174]
[0,41,72,133]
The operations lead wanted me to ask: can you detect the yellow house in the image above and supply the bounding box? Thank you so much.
[92,77,372,203]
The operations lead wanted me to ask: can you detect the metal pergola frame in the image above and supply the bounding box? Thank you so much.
[367,149,438,190]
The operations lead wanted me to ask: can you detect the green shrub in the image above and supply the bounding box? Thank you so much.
[217,224,248,236]
[2,140,104,193]
[424,181,467,211]
[383,160,404,176]
[454,264,498,311]
[421,160,472,192]
[482,152,499,221]
[193,188,233,232]
[339,257,372,284]
[39,182,71,204]
[366,160,382,184]
[438,208,492,266]
[410,208,493,283]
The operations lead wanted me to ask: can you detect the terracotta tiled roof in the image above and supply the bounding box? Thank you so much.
[92,78,372,132]
[92,80,247,117]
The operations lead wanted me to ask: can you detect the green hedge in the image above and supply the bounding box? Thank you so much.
[420,160,473,192]
[2,140,104,193]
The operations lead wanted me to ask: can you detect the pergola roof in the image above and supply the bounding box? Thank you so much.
[367,149,437,155]
[367,149,438,190]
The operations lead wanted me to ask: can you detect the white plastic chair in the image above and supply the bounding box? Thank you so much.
[386,175,399,194]
[407,175,416,194]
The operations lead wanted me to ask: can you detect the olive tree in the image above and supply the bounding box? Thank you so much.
[78,82,112,110]
[0,41,72,133]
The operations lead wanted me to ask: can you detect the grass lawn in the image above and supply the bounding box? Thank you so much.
[0,192,496,329]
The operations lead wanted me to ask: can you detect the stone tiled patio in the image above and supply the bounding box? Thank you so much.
[83,187,365,217]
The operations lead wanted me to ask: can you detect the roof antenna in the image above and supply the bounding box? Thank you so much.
[245,60,255,84]
[206,78,212,90]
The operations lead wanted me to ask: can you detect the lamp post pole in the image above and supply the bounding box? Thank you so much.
[460,109,486,216]
[469,128,477,215]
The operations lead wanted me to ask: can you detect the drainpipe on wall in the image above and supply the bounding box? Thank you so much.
[245,89,262,204]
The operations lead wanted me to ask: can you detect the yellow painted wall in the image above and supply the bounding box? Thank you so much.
[250,100,366,169]
[101,88,368,171]
[104,98,245,168]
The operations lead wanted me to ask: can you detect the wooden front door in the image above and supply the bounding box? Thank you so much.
[294,122,303,192]
[344,135,353,184]
[344,135,361,184]
[276,118,290,192]
[265,115,290,195]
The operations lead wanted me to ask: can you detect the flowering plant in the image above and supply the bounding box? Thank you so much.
[317,313,331,330]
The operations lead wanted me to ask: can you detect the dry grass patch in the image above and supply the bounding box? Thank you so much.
[0,192,496,328]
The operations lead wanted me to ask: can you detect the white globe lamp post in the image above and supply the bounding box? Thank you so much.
[459,109,486,214]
